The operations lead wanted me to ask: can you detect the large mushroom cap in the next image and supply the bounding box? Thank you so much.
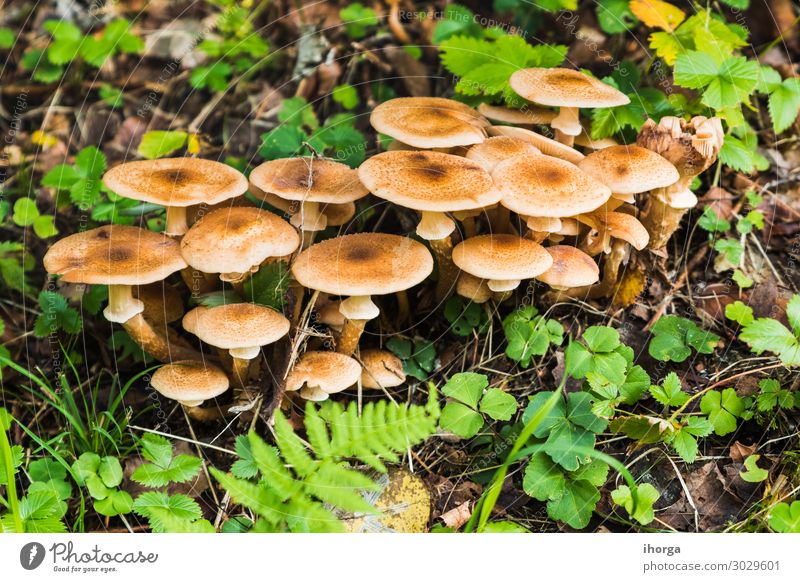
[510,68,630,109]
[249,157,368,204]
[151,360,230,406]
[494,154,612,218]
[43,225,187,285]
[180,207,299,275]
[370,97,488,149]
[182,303,290,351]
[536,245,599,289]
[466,137,541,172]
[360,349,406,390]
[452,234,553,281]
[578,145,679,195]
[358,150,500,212]
[103,158,248,207]
[487,125,584,165]
[285,351,362,395]
[292,233,433,297]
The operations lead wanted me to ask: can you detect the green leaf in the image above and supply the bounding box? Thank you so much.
[725,300,754,326]
[339,3,379,39]
[258,125,307,159]
[138,131,188,159]
[649,315,719,362]
[32,215,58,239]
[241,262,289,310]
[479,388,518,421]
[190,62,232,92]
[522,391,567,437]
[547,478,599,529]
[700,388,744,436]
[231,435,258,479]
[715,238,743,265]
[332,84,359,110]
[739,454,768,483]
[596,0,639,34]
[698,206,731,233]
[523,453,566,502]
[440,402,483,439]
[767,78,800,134]
[502,306,562,367]
[34,291,82,337]
[732,269,754,289]
[442,372,487,408]
[0,27,14,49]
[582,326,620,353]
[611,483,659,525]
[669,429,699,463]
[768,501,800,533]
[786,295,800,333]
[98,456,124,488]
[543,423,595,471]
[44,20,83,65]
[739,317,800,366]
[12,198,40,227]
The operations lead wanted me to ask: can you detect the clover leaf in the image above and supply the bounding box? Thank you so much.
[700,388,745,436]
[739,454,769,483]
[502,306,563,367]
[611,483,660,525]
[440,373,518,437]
[649,315,720,362]
[131,434,202,488]
[768,501,800,533]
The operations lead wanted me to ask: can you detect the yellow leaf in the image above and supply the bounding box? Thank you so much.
[612,267,646,308]
[186,133,201,155]
[630,0,686,32]
[31,130,59,149]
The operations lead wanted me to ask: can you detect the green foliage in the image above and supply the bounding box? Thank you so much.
[241,261,289,310]
[439,34,566,106]
[42,146,107,210]
[649,372,689,408]
[502,306,562,367]
[99,83,124,108]
[729,295,800,366]
[444,296,489,337]
[432,4,487,43]
[332,84,359,110]
[34,291,82,337]
[596,0,639,34]
[746,379,796,420]
[611,483,659,525]
[212,393,439,532]
[138,131,194,159]
[11,197,58,238]
[0,242,34,294]
[700,388,744,436]
[648,315,720,362]
[339,3,379,40]
[440,373,518,438]
[131,434,202,488]
[768,501,800,533]
[386,336,436,381]
[73,453,132,517]
[0,27,14,49]
[739,454,768,483]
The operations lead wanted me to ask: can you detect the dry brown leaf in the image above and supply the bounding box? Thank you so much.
[440,501,472,529]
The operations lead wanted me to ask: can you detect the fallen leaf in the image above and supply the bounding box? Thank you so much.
[440,501,472,529]
[630,0,686,32]
[729,441,756,464]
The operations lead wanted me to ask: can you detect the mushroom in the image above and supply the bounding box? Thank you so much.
[253,188,356,229]
[150,360,229,421]
[360,349,406,390]
[180,206,299,285]
[456,272,493,304]
[182,302,290,411]
[370,97,488,149]
[636,116,724,250]
[136,282,184,325]
[487,125,585,165]
[573,130,619,150]
[358,150,499,300]
[285,351,362,401]
[535,245,600,290]
[452,234,553,294]
[577,144,680,205]
[477,103,557,126]
[493,153,612,241]
[509,68,630,146]
[292,233,434,355]
[580,210,650,256]
[43,225,199,362]
[103,158,248,237]
[249,157,368,235]
[465,137,541,172]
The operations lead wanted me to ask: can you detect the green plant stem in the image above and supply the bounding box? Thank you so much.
[0,420,23,532]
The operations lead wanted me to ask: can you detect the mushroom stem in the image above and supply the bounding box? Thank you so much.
[290,201,327,232]
[337,318,367,356]
[122,313,202,362]
[104,285,145,324]
[462,216,477,238]
[640,181,692,250]
[180,268,218,296]
[490,206,512,235]
[164,206,189,237]
[183,404,226,422]
[396,289,410,325]
[487,279,521,292]
[417,211,456,240]
[230,356,258,412]
[430,236,458,302]
[551,240,629,300]
[552,107,581,146]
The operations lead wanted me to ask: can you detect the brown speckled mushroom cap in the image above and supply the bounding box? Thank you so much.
[292,233,433,297]
[495,154,612,218]
[182,303,290,358]
[487,125,585,165]
[103,158,248,207]
[360,349,406,390]
[536,245,599,289]
[592,211,650,251]
[150,360,230,407]
[43,225,187,285]
[370,97,488,149]
[249,157,368,204]
[358,150,500,212]
[285,351,362,395]
[452,234,553,282]
[509,68,630,109]
[180,207,299,276]
[466,137,541,172]
[578,145,679,195]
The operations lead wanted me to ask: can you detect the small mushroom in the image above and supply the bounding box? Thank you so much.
[456,272,493,304]
[509,68,629,146]
[536,245,600,290]
[43,225,198,362]
[360,349,406,390]
[182,302,290,411]
[180,206,299,285]
[581,211,650,256]
[452,234,553,293]
[249,157,368,234]
[487,125,585,165]
[150,360,229,420]
[285,351,362,401]
[292,233,433,355]
[358,150,500,300]
[370,97,488,149]
[103,158,248,237]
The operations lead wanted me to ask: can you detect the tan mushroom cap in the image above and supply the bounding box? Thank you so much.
[477,103,557,126]
[370,97,488,149]
[292,233,433,297]
[494,154,612,218]
[285,351,362,397]
[487,125,585,165]
[104,158,248,207]
[466,137,541,172]
[182,303,290,359]
[510,68,630,109]
[452,234,553,292]
[180,207,299,278]
[358,150,500,212]
[456,272,492,303]
[536,245,600,289]
[360,349,406,390]
[43,225,187,285]
[578,145,679,195]
[249,157,368,204]
[317,300,346,331]
[598,211,650,250]
[255,189,356,227]
[151,360,230,407]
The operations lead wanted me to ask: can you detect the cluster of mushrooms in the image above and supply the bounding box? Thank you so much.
[42,67,724,419]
